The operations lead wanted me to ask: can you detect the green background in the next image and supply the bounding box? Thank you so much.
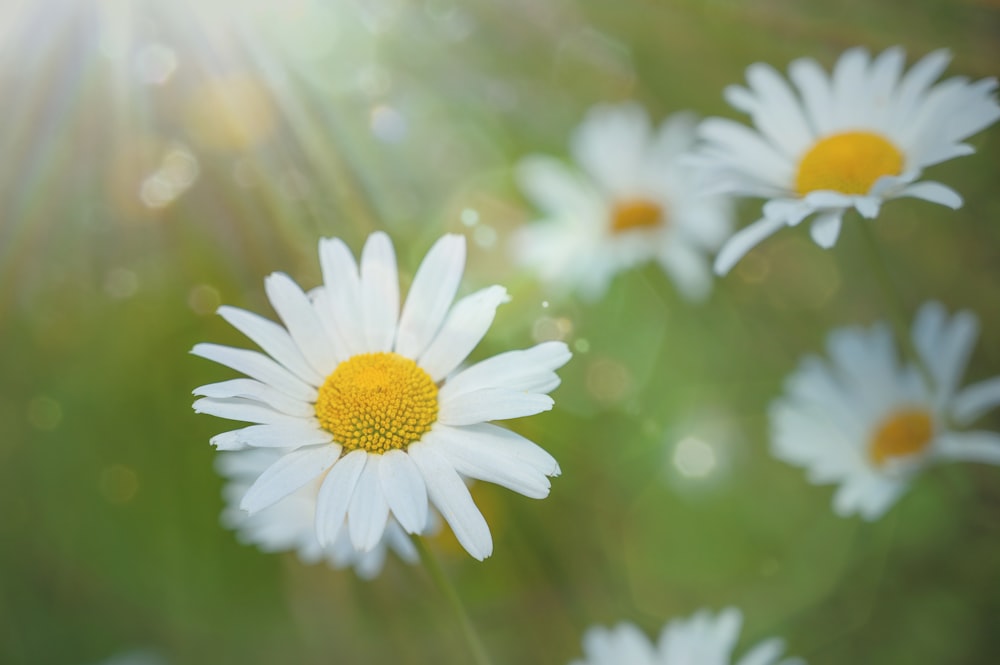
[2,0,999,663]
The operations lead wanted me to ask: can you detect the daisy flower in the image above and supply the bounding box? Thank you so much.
[514,101,733,301]
[771,302,1000,520]
[693,47,1000,274]
[193,232,570,561]
[216,448,429,579]
[571,607,803,665]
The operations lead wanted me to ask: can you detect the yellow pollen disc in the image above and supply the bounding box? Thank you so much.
[795,131,904,196]
[868,408,934,467]
[315,352,438,454]
[610,199,664,234]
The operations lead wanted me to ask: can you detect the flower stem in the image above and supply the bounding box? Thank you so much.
[410,535,495,665]
[855,218,935,388]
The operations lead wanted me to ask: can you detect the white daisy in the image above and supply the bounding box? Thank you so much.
[514,101,733,301]
[692,46,1000,274]
[771,302,1000,520]
[571,607,803,665]
[87,650,167,665]
[193,232,570,561]
[216,448,428,579]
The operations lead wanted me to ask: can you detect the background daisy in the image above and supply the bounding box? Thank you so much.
[216,448,425,579]
[514,101,733,301]
[693,47,1000,274]
[571,607,803,665]
[771,302,1000,520]
[193,232,570,561]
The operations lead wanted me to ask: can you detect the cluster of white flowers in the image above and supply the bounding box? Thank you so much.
[191,46,999,664]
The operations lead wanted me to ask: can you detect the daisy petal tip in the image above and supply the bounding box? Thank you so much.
[238,494,262,516]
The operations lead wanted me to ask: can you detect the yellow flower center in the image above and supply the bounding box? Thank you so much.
[315,352,438,454]
[868,408,934,467]
[610,199,664,234]
[795,131,904,196]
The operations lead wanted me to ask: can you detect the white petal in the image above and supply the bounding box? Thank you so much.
[764,198,817,225]
[953,377,1000,425]
[430,424,555,498]
[395,234,466,359]
[359,231,400,352]
[713,216,787,275]
[348,456,391,552]
[318,237,366,357]
[440,341,572,400]
[854,196,881,219]
[515,155,604,218]
[311,287,352,364]
[890,49,952,126]
[788,56,835,135]
[193,397,303,425]
[315,449,367,546]
[912,304,978,402]
[191,343,317,401]
[418,285,509,381]
[744,62,815,156]
[352,544,388,580]
[935,431,1000,465]
[211,422,332,450]
[831,47,870,128]
[378,449,428,534]
[217,306,322,385]
[240,445,340,514]
[193,378,313,417]
[656,241,712,302]
[438,388,553,426]
[408,440,492,560]
[569,101,650,194]
[867,46,907,130]
[696,117,793,187]
[265,273,338,377]
[809,210,844,248]
[896,181,963,209]
[736,639,787,665]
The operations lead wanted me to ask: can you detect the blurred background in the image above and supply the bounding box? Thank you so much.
[2,0,999,663]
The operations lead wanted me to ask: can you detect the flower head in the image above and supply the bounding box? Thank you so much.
[771,302,1000,520]
[693,47,1000,274]
[571,607,803,665]
[193,232,571,560]
[515,102,733,301]
[216,448,428,578]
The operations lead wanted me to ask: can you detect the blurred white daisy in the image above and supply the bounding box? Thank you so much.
[771,302,1000,520]
[87,651,167,665]
[693,47,1000,274]
[217,448,429,579]
[193,232,570,561]
[571,607,803,665]
[514,102,733,301]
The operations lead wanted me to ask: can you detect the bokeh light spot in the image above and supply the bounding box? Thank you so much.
[27,396,62,431]
[460,208,480,226]
[104,268,139,300]
[472,224,497,248]
[99,464,139,504]
[586,357,631,404]
[134,42,178,85]
[184,76,276,151]
[672,436,717,478]
[188,284,222,316]
[370,105,407,143]
[532,316,573,343]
